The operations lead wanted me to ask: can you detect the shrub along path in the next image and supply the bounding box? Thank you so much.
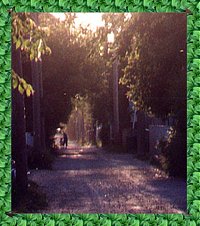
[29,143,186,214]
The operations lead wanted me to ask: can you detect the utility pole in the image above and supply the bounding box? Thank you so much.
[81,108,84,145]
[107,32,120,145]
[112,55,120,144]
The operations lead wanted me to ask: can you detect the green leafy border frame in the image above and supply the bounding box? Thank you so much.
[0,0,199,225]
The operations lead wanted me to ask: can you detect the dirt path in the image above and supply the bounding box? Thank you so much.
[29,144,186,214]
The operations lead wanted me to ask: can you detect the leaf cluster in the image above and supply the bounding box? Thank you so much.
[12,13,52,97]
[12,70,34,96]
[117,13,186,119]
[12,13,51,62]
[41,14,113,133]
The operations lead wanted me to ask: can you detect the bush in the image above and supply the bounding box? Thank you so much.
[28,149,55,170]
[166,132,186,178]
[99,124,110,146]
[152,130,186,178]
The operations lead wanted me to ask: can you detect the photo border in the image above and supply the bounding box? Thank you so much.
[0,0,199,224]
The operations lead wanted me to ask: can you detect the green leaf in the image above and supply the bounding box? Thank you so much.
[58,0,65,7]
[73,220,83,226]
[100,219,112,226]
[31,0,38,7]
[30,48,35,61]
[12,76,18,89]
[197,2,200,10]
[0,132,6,139]
[26,87,31,97]
[81,214,98,221]
[24,39,31,49]
[2,0,9,4]
[172,0,181,7]
[46,47,51,55]
[16,39,21,50]
[0,103,6,112]
[17,219,27,226]
[77,0,84,4]
[0,48,5,55]
[157,220,167,226]
[188,221,196,226]
[192,172,200,184]
[194,48,200,57]
[45,220,55,226]
[0,189,6,197]
[21,79,28,89]
[30,52,34,61]
[0,160,6,168]
[21,78,28,89]
[18,84,24,95]
[143,0,152,7]
[115,0,125,7]
[0,75,5,83]
[0,19,5,27]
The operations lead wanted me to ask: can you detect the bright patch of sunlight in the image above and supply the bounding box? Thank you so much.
[51,13,66,21]
[75,13,104,31]
[60,154,67,158]
[107,32,115,43]
[71,154,81,158]
[51,13,104,31]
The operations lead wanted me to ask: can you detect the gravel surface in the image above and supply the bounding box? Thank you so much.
[29,144,187,214]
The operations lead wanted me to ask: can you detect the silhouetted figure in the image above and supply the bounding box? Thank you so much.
[54,128,63,149]
[63,132,68,148]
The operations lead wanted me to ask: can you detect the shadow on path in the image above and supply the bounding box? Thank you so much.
[29,144,187,214]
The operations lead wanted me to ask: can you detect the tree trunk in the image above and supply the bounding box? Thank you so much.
[12,47,28,195]
[31,13,46,162]
[32,60,43,161]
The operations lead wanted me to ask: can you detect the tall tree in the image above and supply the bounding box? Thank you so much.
[12,47,28,195]
[12,13,51,193]
[116,13,186,176]
[118,13,186,123]
[40,14,113,140]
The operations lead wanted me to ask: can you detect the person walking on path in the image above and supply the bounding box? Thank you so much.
[63,132,68,148]
[54,128,63,149]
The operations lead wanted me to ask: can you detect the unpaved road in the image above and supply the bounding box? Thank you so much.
[29,145,187,214]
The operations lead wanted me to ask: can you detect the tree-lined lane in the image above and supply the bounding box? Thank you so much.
[29,147,186,214]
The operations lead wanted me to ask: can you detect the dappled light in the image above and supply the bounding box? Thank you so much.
[12,12,186,213]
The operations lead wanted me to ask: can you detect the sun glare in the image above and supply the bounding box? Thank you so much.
[75,13,104,31]
[51,13,66,21]
[51,13,104,31]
